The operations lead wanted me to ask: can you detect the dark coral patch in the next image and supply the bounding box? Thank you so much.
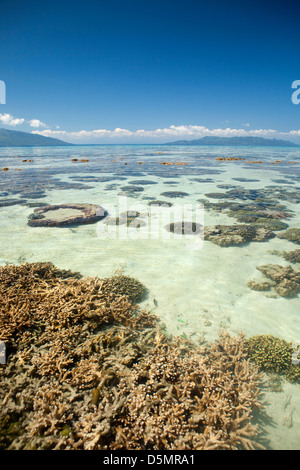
[28,203,107,227]
[160,191,189,198]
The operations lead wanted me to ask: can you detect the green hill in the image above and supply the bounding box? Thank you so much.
[166,136,299,147]
[0,128,73,147]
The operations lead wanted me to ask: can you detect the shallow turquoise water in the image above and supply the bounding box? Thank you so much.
[1,144,300,449]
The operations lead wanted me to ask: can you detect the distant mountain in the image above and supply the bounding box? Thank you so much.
[0,128,73,147]
[166,136,299,147]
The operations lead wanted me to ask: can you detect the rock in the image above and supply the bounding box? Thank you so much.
[28,203,107,227]
[247,280,273,291]
[204,224,275,247]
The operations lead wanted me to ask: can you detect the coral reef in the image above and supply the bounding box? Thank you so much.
[103,211,146,228]
[204,187,300,205]
[201,199,293,233]
[215,157,245,161]
[247,281,273,292]
[204,225,275,247]
[283,249,300,264]
[100,274,148,303]
[251,264,300,298]
[277,228,300,245]
[148,200,173,207]
[27,203,107,227]
[160,191,189,198]
[128,180,158,185]
[0,198,27,207]
[0,263,264,450]
[159,162,189,166]
[120,186,144,193]
[246,335,300,384]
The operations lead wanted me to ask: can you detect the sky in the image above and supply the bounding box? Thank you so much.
[0,0,300,144]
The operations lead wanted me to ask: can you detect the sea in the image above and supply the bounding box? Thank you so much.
[0,143,300,450]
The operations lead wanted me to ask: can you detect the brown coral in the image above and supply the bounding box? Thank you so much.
[248,264,300,298]
[28,203,107,227]
[0,263,264,450]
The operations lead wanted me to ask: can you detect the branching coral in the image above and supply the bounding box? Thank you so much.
[0,263,264,450]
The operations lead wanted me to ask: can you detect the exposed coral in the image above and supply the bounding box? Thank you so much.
[27,203,107,227]
[159,162,189,166]
[204,224,275,247]
[246,335,300,384]
[0,263,264,450]
[215,157,245,161]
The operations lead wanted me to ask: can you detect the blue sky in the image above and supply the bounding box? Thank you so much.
[1,0,300,143]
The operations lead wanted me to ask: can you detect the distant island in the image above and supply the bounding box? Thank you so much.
[0,128,73,147]
[165,136,299,147]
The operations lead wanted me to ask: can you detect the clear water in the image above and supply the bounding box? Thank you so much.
[1,144,300,449]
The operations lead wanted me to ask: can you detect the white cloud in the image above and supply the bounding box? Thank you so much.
[1,112,299,142]
[0,113,47,128]
[0,113,25,126]
[31,124,300,142]
[28,119,46,128]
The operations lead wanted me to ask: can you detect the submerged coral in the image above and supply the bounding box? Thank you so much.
[277,228,300,245]
[100,274,148,303]
[246,335,300,384]
[247,280,273,292]
[283,249,300,264]
[160,191,189,198]
[148,200,173,207]
[204,224,275,247]
[252,264,300,298]
[0,263,264,450]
